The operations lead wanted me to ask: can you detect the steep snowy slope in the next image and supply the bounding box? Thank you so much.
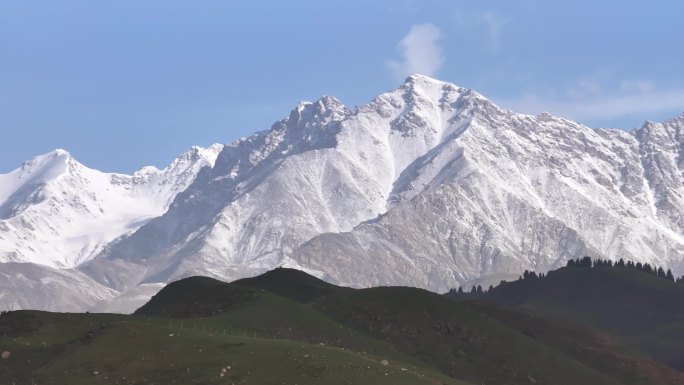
[4,75,684,312]
[291,110,684,291]
[0,262,118,312]
[0,145,223,268]
[96,95,389,287]
[96,75,684,294]
[94,77,471,289]
[634,114,684,235]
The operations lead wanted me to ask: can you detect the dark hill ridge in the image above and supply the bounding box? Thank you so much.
[234,267,339,302]
[136,268,340,318]
[132,267,684,385]
[135,275,259,317]
[447,264,684,372]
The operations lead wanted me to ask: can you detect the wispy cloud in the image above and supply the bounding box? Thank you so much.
[493,71,684,126]
[619,80,655,93]
[452,9,507,53]
[388,23,444,80]
[498,86,684,126]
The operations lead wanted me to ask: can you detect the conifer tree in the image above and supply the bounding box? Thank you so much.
[644,263,653,274]
[666,269,675,282]
[580,256,592,268]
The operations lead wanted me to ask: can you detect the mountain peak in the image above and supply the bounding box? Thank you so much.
[403,73,444,85]
[184,144,223,162]
[316,95,345,110]
[50,148,70,157]
[28,148,73,166]
[401,74,464,93]
[20,149,75,176]
[151,144,223,169]
[294,95,346,114]
[397,74,474,104]
[284,95,349,130]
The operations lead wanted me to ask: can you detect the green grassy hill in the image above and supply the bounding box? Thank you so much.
[0,310,461,385]
[451,265,684,372]
[2,267,683,385]
[137,268,682,384]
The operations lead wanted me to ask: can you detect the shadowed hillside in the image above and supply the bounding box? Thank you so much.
[137,268,683,385]
[446,261,684,372]
[2,267,684,385]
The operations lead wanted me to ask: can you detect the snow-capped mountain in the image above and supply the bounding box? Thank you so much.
[94,74,684,291]
[291,107,684,291]
[2,74,684,312]
[0,262,118,312]
[0,145,223,268]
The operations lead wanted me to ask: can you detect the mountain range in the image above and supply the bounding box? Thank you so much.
[2,74,684,312]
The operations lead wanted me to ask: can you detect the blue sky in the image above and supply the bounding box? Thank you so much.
[2,0,683,173]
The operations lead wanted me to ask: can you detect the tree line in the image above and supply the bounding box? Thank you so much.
[565,256,677,282]
[447,256,683,297]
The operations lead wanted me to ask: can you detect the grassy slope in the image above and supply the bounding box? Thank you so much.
[314,286,626,385]
[471,266,684,371]
[0,311,466,385]
[464,301,684,385]
[3,267,683,385]
[237,269,674,385]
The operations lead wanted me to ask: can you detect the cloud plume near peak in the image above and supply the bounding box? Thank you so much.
[388,23,444,80]
[498,85,684,128]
